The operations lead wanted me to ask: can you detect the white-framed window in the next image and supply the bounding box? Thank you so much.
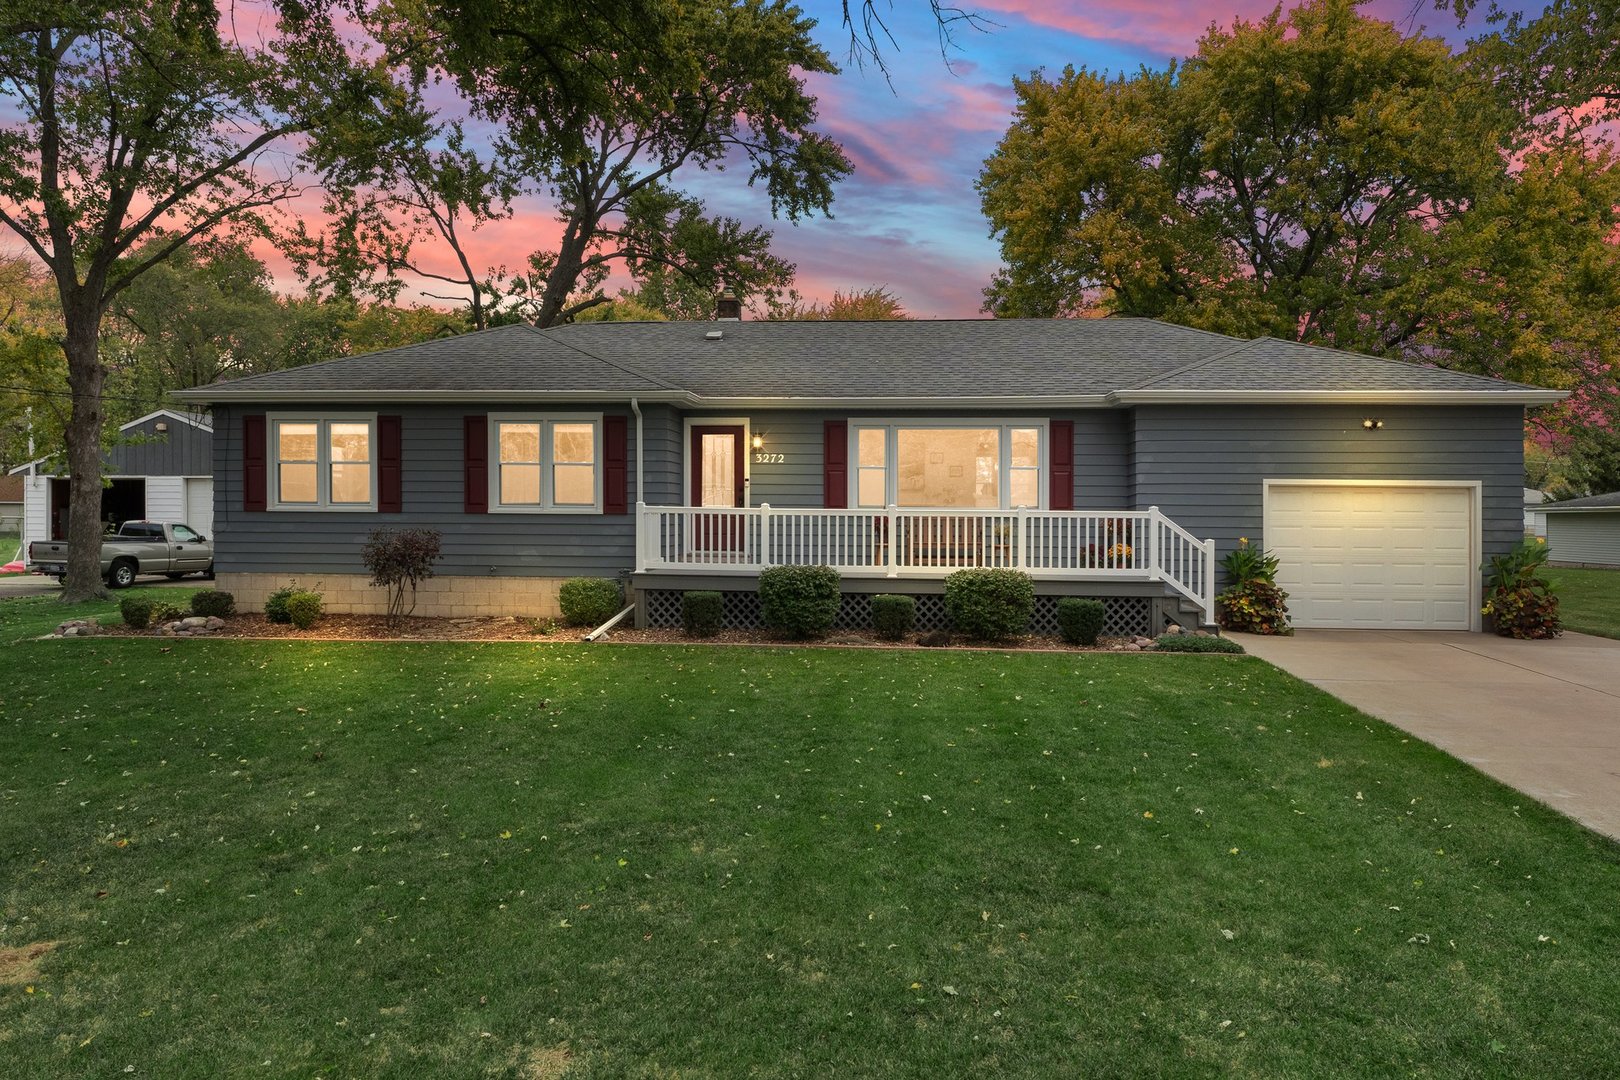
[490,413,603,512]
[851,420,1046,510]
[269,414,377,511]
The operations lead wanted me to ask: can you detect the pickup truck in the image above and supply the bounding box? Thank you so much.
[28,521,214,588]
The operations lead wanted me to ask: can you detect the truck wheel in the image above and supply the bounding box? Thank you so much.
[203,562,215,580]
[107,560,137,589]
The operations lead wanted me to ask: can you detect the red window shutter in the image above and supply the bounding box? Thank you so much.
[243,413,267,512]
[1049,419,1075,510]
[464,415,489,514]
[378,415,403,513]
[603,415,629,514]
[823,420,848,508]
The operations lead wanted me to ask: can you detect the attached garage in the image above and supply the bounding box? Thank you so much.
[1264,480,1480,631]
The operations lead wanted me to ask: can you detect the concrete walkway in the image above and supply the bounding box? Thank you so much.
[1234,629,1620,842]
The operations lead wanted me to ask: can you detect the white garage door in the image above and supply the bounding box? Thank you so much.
[1265,482,1476,630]
[185,478,214,538]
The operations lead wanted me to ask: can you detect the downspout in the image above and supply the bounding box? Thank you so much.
[630,397,644,507]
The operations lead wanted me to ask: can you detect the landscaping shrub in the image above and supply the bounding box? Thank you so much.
[1483,537,1562,639]
[265,586,297,624]
[682,591,723,637]
[1217,537,1291,634]
[1056,597,1106,646]
[1217,580,1292,635]
[362,528,443,626]
[944,568,1034,640]
[190,590,236,618]
[151,602,186,626]
[758,565,842,639]
[559,577,623,628]
[871,594,916,641]
[1154,633,1245,654]
[119,597,154,630]
[284,591,323,630]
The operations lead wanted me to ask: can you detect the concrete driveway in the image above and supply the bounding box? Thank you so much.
[1236,629,1620,841]
[0,574,198,598]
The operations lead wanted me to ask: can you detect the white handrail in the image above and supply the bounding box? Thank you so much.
[636,504,1216,623]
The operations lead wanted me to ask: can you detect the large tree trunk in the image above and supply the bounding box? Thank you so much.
[60,293,109,602]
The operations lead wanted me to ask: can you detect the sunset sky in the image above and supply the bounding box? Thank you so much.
[329,1,1501,319]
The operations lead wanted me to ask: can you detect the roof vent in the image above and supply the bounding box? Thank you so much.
[705,329,724,341]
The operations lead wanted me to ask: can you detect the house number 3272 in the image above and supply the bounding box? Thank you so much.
[754,452,785,464]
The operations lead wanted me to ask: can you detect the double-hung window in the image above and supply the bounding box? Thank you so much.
[852,421,1045,510]
[491,414,602,512]
[270,415,376,510]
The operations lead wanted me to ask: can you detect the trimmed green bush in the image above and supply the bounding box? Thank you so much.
[758,565,842,639]
[558,577,623,628]
[285,591,323,630]
[1056,597,1106,646]
[944,568,1034,641]
[190,590,236,618]
[871,594,916,641]
[265,586,297,624]
[119,597,155,630]
[1153,633,1245,654]
[682,591,723,637]
[151,602,186,626]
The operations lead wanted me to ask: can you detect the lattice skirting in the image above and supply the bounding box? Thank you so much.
[641,589,1152,637]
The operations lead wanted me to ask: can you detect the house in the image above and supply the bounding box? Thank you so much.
[7,410,216,558]
[1541,491,1620,568]
[171,318,1563,634]
[1525,487,1549,537]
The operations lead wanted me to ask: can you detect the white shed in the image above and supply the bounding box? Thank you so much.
[8,410,214,561]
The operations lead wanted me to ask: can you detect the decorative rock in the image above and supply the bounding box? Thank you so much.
[1133,637,1154,647]
[1193,630,1210,637]
[205,616,226,629]
[160,627,177,637]
[1165,624,1183,635]
[181,616,209,628]
[1123,643,1141,651]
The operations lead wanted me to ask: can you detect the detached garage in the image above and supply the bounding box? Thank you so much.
[9,410,214,557]
[1264,480,1480,631]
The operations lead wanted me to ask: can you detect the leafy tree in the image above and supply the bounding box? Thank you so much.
[396,0,849,326]
[979,0,1620,396]
[1455,0,1620,142]
[0,1,400,600]
[760,285,910,320]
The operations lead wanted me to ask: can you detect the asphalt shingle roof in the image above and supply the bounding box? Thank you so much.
[177,318,1559,401]
[1541,491,1620,511]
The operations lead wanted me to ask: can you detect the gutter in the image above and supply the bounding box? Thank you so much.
[630,396,644,511]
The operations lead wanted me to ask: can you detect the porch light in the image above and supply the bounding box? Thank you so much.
[154,421,168,433]
[1361,418,1383,430]
[750,433,765,450]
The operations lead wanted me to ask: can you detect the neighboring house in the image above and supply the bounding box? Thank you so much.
[1524,487,1549,537]
[1541,491,1620,568]
[172,319,1563,635]
[0,474,21,533]
[7,410,216,559]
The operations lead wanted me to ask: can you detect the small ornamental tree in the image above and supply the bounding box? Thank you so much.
[362,528,443,626]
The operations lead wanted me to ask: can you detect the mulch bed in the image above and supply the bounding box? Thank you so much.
[93,611,1161,651]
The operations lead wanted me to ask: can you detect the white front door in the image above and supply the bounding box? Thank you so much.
[1265,481,1477,631]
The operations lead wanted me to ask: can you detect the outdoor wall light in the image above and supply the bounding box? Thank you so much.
[1362,418,1384,430]
[154,421,168,433]
[751,433,765,450]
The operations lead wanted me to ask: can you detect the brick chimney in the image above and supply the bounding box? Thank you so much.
[715,287,742,321]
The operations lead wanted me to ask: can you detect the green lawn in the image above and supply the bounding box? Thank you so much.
[0,585,201,643]
[0,528,19,572]
[1555,566,1620,639]
[2,634,1618,1077]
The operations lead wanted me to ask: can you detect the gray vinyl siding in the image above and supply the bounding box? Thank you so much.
[1546,512,1620,567]
[639,404,683,506]
[106,415,212,477]
[1131,404,1525,567]
[687,409,1133,510]
[213,404,643,579]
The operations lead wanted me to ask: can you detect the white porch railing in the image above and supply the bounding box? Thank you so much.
[635,503,1217,625]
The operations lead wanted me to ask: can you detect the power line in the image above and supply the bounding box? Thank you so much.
[0,383,182,405]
